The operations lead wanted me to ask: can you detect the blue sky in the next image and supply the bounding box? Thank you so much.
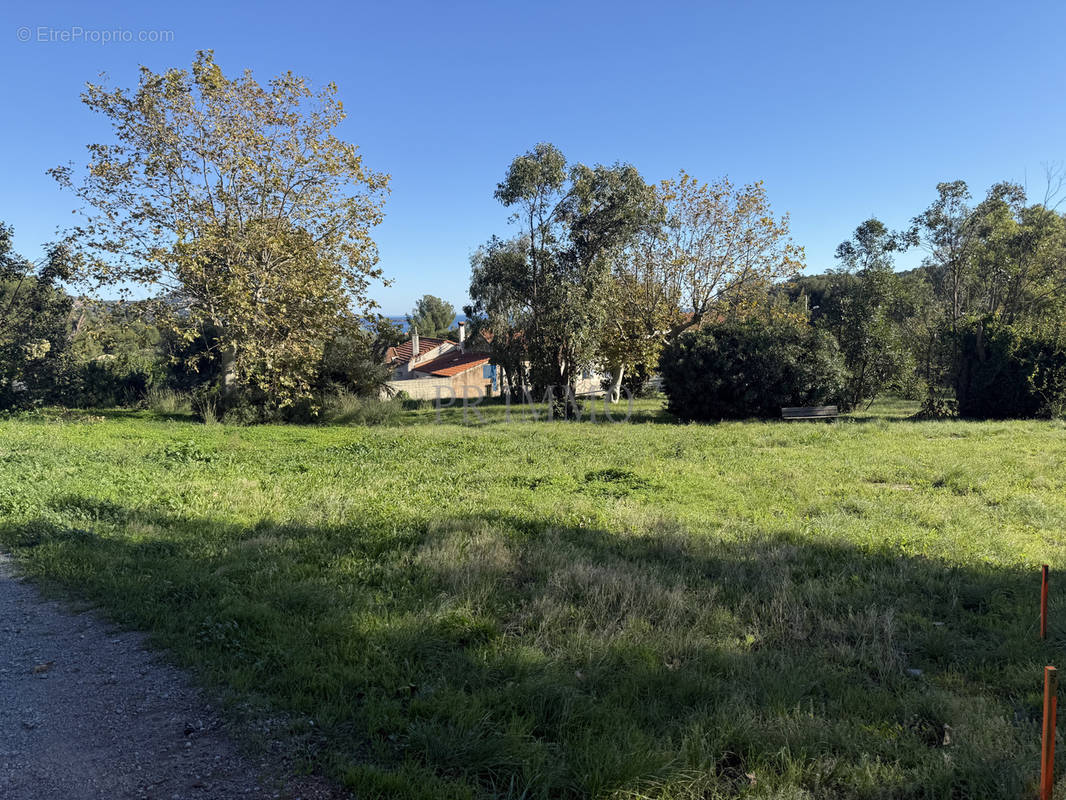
[3,0,1064,314]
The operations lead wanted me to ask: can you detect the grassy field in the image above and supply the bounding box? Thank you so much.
[2,398,1065,798]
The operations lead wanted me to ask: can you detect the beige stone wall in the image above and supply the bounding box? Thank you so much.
[494,367,605,397]
[574,374,605,395]
[384,369,492,402]
[449,369,492,397]
[386,367,599,402]
[383,377,453,401]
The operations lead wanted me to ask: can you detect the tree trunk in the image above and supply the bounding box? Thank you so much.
[608,363,625,404]
[220,345,237,399]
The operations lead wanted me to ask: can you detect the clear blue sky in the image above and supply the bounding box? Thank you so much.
[3,0,1064,314]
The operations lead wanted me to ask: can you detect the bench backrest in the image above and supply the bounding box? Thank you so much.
[781,405,839,419]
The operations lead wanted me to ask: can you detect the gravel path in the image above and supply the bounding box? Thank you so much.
[0,554,348,800]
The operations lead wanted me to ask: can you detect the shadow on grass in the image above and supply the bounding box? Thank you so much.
[841,411,926,424]
[409,395,941,429]
[399,395,678,428]
[13,397,941,429]
[842,396,926,423]
[1,498,1055,799]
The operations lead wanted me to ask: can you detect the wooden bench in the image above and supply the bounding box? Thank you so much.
[781,405,839,421]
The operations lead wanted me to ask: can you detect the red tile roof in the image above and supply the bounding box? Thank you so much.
[411,351,491,378]
[386,337,456,365]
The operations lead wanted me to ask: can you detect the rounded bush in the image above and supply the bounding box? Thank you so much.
[660,319,846,420]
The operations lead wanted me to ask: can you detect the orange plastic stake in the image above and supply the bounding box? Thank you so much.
[1042,665,1058,800]
[1043,565,1051,640]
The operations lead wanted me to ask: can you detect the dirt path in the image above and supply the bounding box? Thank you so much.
[0,554,346,800]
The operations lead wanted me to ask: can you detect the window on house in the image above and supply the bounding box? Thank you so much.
[482,364,494,379]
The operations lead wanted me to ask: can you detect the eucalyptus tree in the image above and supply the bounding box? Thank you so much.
[819,218,915,409]
[911,181,982,412]
[969,184,1066,327]
[914,181,1066,413]
[914,181,978,326]
[474,143,659,415]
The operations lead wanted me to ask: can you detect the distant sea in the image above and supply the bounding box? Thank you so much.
[385,315,467,332]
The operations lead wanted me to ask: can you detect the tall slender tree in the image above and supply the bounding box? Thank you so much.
[473,143,659,415]
[819,218,915,409]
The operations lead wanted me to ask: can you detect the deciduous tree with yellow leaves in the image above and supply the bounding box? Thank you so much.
[51,51,389,410]
[604,173,803,401]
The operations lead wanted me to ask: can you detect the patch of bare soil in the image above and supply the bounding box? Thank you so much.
[0,555,350,800]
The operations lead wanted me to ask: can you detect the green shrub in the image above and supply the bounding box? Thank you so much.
[320,391,404,425]
[145,387,191,416]
[61,356,158,408]
[956,319,1066,419]
[190,385,223,425]
[659,318,846,421]
[186,384,297,425]
[317,330,391,397]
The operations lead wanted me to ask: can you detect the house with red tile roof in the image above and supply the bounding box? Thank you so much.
[385,334,456,378]
[383,323,497,400]
[411,350,491,379]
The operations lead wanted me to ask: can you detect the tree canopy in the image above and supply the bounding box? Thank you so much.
[0,223,75,408]
[469,143,660,413]
[51,50,390,409]
[603,173,803,399]
[406,295,456,339]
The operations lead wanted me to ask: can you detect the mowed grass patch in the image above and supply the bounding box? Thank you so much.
[1,408,1065,798]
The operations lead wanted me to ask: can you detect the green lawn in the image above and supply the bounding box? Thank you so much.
[2,401,1065,798]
